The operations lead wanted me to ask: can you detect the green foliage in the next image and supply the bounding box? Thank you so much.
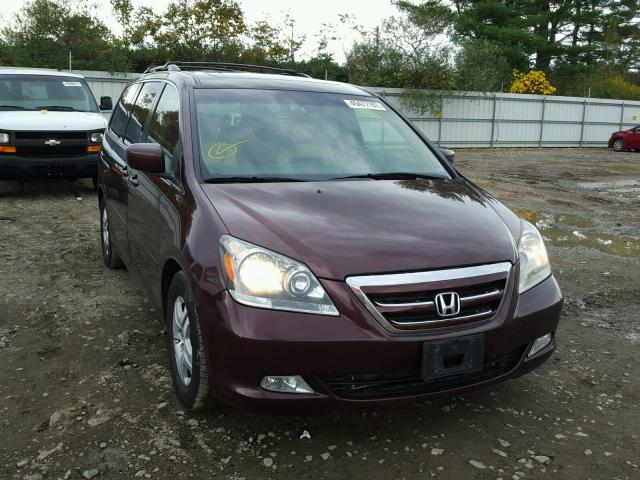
[114,0,247,65]
[244,20,290,63]
[387,0,640,99]
[588,71,640,100]
[346,16,455,88]
[1,0,126,71]
[394,0,453,36]
[1,0,639,101]
[454,39,512,92]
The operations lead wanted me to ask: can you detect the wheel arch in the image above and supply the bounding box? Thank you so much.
[161,258,184,316]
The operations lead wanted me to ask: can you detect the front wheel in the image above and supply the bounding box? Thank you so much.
[100,202,124,269]
[612,138,625,152]
[166,271,212,410]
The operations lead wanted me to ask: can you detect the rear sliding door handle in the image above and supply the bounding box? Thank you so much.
[129,173,139,186]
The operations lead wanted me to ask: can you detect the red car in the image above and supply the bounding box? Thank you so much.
[98,62,562,413]
[609,125,640,151]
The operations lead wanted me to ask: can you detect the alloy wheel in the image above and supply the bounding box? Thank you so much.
[172,296,193,386]
[101,207,110,255]
[613,139,624,152]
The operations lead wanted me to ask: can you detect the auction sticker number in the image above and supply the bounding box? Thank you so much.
[344,99,386,111]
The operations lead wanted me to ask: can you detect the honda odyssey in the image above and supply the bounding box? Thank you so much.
[97,62,563,413]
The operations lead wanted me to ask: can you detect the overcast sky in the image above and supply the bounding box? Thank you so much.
[1,0,399,62]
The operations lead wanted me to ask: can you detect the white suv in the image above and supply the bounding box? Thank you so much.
[0,68,111,184]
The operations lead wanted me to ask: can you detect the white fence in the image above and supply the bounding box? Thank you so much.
[3,66,639,147]
[367,88,640,148]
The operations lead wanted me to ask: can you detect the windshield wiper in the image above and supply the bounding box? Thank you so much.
[204,176,307,184]
[330,172,448,181]
[36,105,76,111]
[0,105,27,110]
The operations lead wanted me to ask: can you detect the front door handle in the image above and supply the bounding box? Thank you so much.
[129,173,139,186]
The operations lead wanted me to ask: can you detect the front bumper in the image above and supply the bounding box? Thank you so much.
[198,274,563,414]
[0,153,98,179]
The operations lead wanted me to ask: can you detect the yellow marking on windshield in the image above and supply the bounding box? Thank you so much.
[207,140,248,160]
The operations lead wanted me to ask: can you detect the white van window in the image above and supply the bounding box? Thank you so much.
[0,75,98,112]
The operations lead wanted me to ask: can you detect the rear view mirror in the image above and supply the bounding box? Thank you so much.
[127,143,165,174]
[439,147,455,163]
[99,96,113,111]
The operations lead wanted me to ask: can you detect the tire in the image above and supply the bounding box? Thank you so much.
[166,271,211,410]
[100,201,124,269]
[612,138,625,152]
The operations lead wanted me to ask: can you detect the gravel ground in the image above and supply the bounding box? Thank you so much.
[1,148,639,480]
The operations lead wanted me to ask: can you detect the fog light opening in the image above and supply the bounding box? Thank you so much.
[260,375,314,394]
[528,333,553,358]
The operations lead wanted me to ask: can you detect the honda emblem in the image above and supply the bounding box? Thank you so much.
[434,292,461,317]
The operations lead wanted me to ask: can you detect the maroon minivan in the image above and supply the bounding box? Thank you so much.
[98,62,562,413]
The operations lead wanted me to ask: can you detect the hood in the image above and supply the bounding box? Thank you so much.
[0,111,107,131]
[203,178,517,280]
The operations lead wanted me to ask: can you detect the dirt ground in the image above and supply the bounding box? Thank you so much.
[1,148,639,480]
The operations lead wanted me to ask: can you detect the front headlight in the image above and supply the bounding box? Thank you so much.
[89,132,103,143]
[0,132,9,144]
[518,220,552,294]
[219,235,339,316]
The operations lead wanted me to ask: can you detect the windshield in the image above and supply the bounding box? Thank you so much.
[0,74,99,112]
[194,89,450,181]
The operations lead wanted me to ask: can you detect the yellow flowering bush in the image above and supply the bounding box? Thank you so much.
[509,70,557,95]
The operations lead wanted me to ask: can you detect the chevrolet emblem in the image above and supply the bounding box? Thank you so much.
[44,139,61,146]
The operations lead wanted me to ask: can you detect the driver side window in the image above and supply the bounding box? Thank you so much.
[146,85,180,175]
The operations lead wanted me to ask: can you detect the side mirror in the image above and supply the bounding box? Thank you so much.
[99,96,113,111]
[439,147,455,163]
[127,143,165,174]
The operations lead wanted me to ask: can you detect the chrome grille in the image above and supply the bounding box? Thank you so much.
[346,262,512,333]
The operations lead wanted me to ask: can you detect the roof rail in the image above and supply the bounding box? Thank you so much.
[143,61,310,78]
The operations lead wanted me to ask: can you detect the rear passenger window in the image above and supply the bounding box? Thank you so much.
[109,84,140,140]
[147,86,180,174]
[124,82,162,145]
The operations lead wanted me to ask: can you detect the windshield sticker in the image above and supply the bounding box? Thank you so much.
[207,140,248,160]
[344,99,386,111]
[62,81,82,87]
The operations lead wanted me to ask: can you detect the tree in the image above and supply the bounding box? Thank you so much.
[454,39,512,91]
[1,0,125,71]
[588,71,640,100]
[345,14,455,113]
[394,0,638,73]
[141,0,246,61]
[244,20,290,63]
[346,17,454,90]
[109,0,247,69]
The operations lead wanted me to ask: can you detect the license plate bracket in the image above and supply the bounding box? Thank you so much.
[421,335,485,380]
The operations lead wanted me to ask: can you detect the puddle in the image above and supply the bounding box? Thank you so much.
[515,209,593,228]
[514,209,640,257]
[560,178,640,195]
